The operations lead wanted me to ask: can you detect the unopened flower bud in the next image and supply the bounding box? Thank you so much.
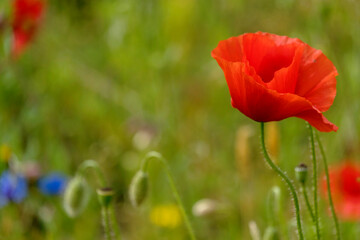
[295,163,308,184]
[63,175,90,218]
[129,170,148,207]
[97,187,114,208]
[263,226,280,240]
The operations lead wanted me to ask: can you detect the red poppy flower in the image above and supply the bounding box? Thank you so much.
[211,32,338,132]
[11,0,45,58]
[321,162,360,220]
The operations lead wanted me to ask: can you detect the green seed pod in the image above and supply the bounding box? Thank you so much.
[97,187,114,208]
[129,170,148,207]
[295,163,308,185]
[263,226,280,240]
[63,175,90,218]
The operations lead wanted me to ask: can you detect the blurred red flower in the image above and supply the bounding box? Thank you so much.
[212,32,338,132]
[12,0,45,58]
[322,162,360,220]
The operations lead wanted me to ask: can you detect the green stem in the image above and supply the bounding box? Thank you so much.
[109,205,122,240]
[142,151,197,240]
[315,132,341,240]
[260,123,304,240]
[102,206,113,240]
[308,125,321,239]
[78,159,107,187]
[301,185,315,223]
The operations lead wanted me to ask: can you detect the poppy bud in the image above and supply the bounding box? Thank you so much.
[295,163,308,185]
[129,170,148,207]
[263,226,280,240]
[63,175,90,218]
[97,187,114,208]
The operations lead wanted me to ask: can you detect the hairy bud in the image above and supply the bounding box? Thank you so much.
[295,163,308,185]
[63,176,90,218]
[129,170,148,207]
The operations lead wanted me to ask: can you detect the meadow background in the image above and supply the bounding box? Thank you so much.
[0,0,360,239]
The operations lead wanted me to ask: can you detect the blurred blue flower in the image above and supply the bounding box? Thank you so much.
[0,170,28,207]
[38,173,68,195]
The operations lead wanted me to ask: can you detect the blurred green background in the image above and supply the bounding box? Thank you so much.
[0,0,360,239]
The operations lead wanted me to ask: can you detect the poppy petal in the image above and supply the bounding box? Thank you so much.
[266,44,304,93]
[295,107,338,132]
[212,58,337,132]
[295,45,338,112]
[212,32,337,132]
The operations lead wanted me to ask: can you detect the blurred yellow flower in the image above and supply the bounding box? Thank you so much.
[149,204,182,228]
[0,144,12,163]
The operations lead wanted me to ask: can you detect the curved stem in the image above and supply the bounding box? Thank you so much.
[315,132,341,240]
[78,159,107,187]
[260,123,304,240]
[301,185,315,222]
[142,151,197,240]
[308,125,321,239]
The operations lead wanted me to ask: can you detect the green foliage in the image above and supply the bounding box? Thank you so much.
[1,0,360,239]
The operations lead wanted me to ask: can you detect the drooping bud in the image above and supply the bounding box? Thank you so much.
[97,187,114,208]
[263,226,280,240]
[295,163,308,185]
[63,175,90,218]
[129,170,148,207]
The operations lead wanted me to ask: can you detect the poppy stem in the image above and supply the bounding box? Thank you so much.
[260,123,304,240]
[78,159,107,187]
[141,151,197,240]
[101,205,113,240]
[301,184,316,222]
[315,132,341,240]
[109,205,122,240]
[308,125,321,239]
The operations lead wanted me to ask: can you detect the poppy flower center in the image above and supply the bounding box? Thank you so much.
[248,48,295,83]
